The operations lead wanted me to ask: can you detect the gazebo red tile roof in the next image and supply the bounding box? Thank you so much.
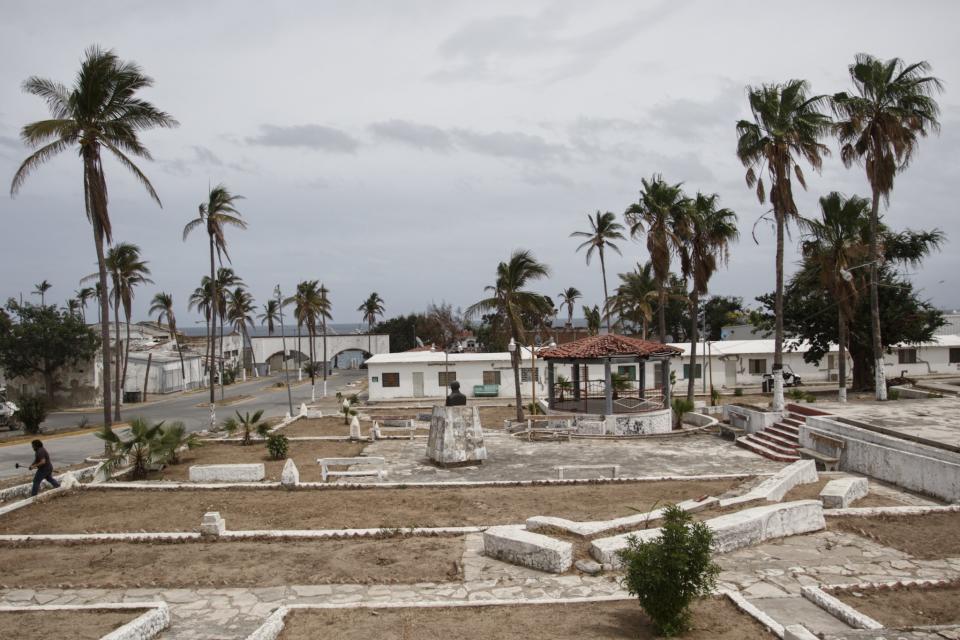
[539,334,681,360]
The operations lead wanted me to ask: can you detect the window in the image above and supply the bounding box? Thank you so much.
[438,371,457,387]
[748,359,767,375]
[617,365,637,379]
[579,365,589,380]
[652,362,663,383]
[521,368,540,382]
[482,370,501,385]
[951,348,960,364]
[898,348,917,364]
[827,354,836,369]
[382,372,400,387]
[683,364,702,379]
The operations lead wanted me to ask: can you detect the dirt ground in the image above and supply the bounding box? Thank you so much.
[836,584,960,627]
[146,440,366,483]
[0,537,464,589]
[829,512,960,559]
[278,597,775,640]
[0,479,749,534]
[276,416,364,438]
[0,609,146,640]
[781,478,911,508]
[477,406,550,429]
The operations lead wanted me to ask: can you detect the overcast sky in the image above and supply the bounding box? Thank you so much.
[1,0,958,327]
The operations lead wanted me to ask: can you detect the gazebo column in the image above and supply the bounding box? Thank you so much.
[571,363,581,401]
[604,360,613,416]
[638,358,646,399]
[547,361,555,410]
[661,357,672,408]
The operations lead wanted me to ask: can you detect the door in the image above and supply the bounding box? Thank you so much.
[724,359,737,388]
[412,372,424,398]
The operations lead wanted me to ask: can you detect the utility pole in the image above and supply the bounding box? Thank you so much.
[275,285,294,418]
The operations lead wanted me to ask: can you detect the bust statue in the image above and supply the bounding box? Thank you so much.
[445,380,467,406]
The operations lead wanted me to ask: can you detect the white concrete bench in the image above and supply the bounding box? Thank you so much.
[554,464,619,480]
[819,477,868,508]
[189,464,265,483]
[318,457,386,482]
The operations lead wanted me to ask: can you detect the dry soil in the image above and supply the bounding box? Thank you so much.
[836,584,960,627]
[0,609,145,640]
[828,512,960,559]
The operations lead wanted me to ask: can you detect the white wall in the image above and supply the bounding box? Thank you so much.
[368,359,558,401]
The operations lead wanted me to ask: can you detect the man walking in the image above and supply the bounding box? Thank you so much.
[29,439,60,496]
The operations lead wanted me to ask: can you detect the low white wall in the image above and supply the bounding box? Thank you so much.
[723,404,781,435]
[188,463,265,483]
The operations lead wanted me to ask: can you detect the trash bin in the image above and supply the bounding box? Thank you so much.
[761,378,771,393]
[123,391,143,403]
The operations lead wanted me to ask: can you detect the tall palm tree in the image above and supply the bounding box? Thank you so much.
[11,46,177,428]
[625,175,688,344]
[290,281,326,401]
[226,286,257,381]
[466,250,551,421]
[612,262,658,340]
[832,55,943,400]
[66,298,80,316]
[76,287,96,324]
[582,305,601,336]
[358,293,385,358]
[557,287,582,329]
[677,193,738,402]
[284,281,310,381]
[258,299,280,336]
[32,280,52,306]
[183,185,245,426]
[571,211,625,333]
[736,80,831,410]
[149,291,187,387]
[215,268,244,389]
[318,283,333,395]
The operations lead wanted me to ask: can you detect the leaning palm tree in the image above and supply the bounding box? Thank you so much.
[612,262,658,339]
[11,46,177,428]
[32,280,52,306]
[183,185,246,426]
[76,286,96,324]
[571,211,625,333]
[466,250,551,421]
[625,175,688,343]
[149,291,187,388]
[226,287,257,381]
[318,283,333,396]
[832,54,942,400]
[358,293,385,358]
[735,80,831,410]
[678,193,738,403]
[258,299,280,335]
[557,287,582,329]
[215,267,244,389]
[582,304,602,337]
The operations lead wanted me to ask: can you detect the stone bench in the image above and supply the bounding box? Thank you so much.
[483,525,573,573]
[819,477,868,508]
[525,428,573,442]
[798,447,840,471]
[718,423,745,440]
[554,464,619,480]
[188,463,265,483]
[318,457,386,482]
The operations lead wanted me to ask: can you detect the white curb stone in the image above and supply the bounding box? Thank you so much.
[483,525,573,573]
[784,625,819,640]
[58,471,80,490]
[189,463,265,483]
[200,511,226,536]
[526,497,718,538]
[801,586,883,630]
[819,477,868,509]
[299,402,308,416]
[719,459,817,507]
[349,416,361,440]
[280,458,299,486]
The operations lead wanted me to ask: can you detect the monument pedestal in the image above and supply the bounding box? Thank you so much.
[427,405,487,466]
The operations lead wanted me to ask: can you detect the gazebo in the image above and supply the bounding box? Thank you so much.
[539,334,682,416]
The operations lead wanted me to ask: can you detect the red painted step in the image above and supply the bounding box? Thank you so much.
[736,435,800,462]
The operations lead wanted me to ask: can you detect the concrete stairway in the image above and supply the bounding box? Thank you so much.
[735,411,804,463]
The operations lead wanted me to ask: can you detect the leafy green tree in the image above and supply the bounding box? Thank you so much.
[619,505,719,636]
[374,314,420,353]
[226,286,257,379]
[15,395,47,434]
[610,262,656,338]
[833,54,943,399]
[467,250,551,421]
[571,211,625,332]
[0,301,100,405]
[736,80,831,410]
[701,296,745,341]
[11,46,177,429]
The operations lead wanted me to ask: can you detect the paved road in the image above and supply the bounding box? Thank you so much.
[0,370,365,479]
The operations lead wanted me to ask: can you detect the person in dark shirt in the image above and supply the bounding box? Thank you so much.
[29,439,60,496]
[445,381,467,406]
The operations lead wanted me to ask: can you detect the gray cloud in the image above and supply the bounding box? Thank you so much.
[0,135,20,149]
[369,120,453,151]
[246,124,360,153]
[647,82,744,141]
[451,128,567,161]
[191,145,223,166]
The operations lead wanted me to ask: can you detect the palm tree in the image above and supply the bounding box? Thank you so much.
[583,305,601,336]
[258,299,280,335]
[571,211,625,333]
[226,287,257,381]
[677,193,738,402]
[96,417,165,480]
[832,55,943,400]
[467,250,551,421]
[318,283,333,395]
[32,280,52,306]
[215,267,244,389]
[150,291,187,388]
[735,80,831,410]
[800,193,871,402]
[625,175,688,343]
[557,287,582,329]
[358,293,385,358]
[76,287,96,324]
[183,184,245,426]
[285,281,310,381]
[66,298,80,316]
[613,262,657,339]
[11,46,177,429]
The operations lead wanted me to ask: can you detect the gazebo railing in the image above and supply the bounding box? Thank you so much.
[551,379,667,413]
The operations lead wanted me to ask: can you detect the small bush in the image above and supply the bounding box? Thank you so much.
[787,389,806,401]
[888,389,900,401]
[709,386,720,407]
[267,433,289,460]
[804,393,817,403]
[619,504,720,636]
[15,395,47,434]
[671,398,694,428]
[733,387,743,397]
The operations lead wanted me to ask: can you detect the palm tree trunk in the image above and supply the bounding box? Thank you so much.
[174,326,187,391]
[686,291,699,403]
[208,235,217,426]
[297,325,303,381]
[838,307,848,403]
[113,296,122,421]
[122,311,131,401]
[657,285,667,343]
[219,318,225,399]
[93,229,112,429]
[600,249,612,334]
[322,319,328,397]
[868,186,886,400]
[642,317,648,341]
[308,325,316,402]
[511,342,524,422]
[772,209,785,411]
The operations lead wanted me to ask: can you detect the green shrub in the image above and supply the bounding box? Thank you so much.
[804,393,817,403]
[223,410,270,445]
[526,401,545,415]
[15,395,47,434]
[671,398,694,428]
[709,386,720,407]
[787,389,806,401]
[618,504,720,636]
[267,433,289,460]
[888,389,900,401]
[733,387,744,397]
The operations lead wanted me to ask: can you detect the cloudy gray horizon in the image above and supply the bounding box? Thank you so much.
[1,0,958,329]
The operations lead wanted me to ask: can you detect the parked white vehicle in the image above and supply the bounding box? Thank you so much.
[0,387,19,431]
